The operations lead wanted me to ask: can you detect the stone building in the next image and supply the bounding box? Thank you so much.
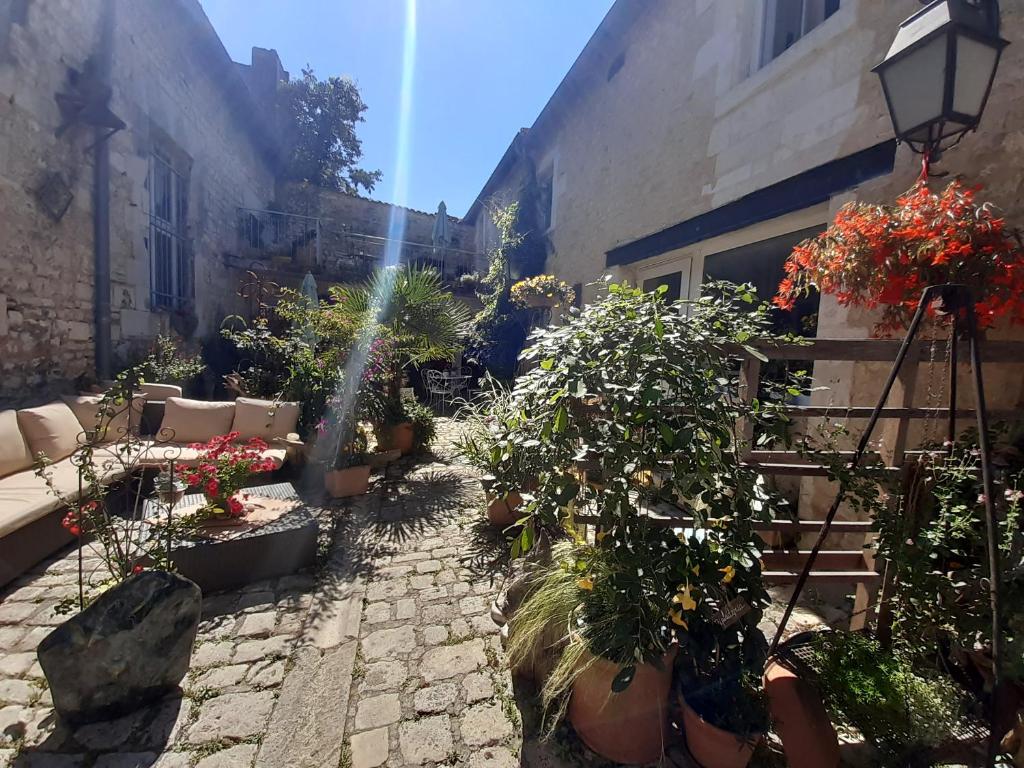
[465,0,1024,531]
[0,0,281,405]
[0,0,476,407]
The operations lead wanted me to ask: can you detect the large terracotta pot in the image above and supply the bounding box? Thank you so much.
[378,422,415,455]
[763,659,839,768]
[679,694,760,768]
[486,491,523,527]
[568,647,676,764]
[324,465,371,498]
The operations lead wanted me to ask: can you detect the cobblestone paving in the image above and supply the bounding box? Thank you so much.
[340,420,523,768]
[0,418,621,768]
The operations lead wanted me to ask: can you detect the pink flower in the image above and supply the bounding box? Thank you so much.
[206,479,220,497]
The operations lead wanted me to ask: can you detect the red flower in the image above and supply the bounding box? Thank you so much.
[205,479,220,497]
[226,496,244,517]
[775,179,1024,335]
[132,564,144,574]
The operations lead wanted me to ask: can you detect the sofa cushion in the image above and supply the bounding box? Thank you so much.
[0,458,82,538]
[231,398,300,441]
[0,409,34,478]
[17,402,85,462]
[140,382,183,400]
[63,395,145,443]
[158,398,235,444]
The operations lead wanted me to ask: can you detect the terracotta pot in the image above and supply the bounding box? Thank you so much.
[568,647,676,764]
[367,448,401,468]
[378,422,415,455]
[763,660,839,768]
[324,465,371,498]
[679,695,760,768]
[486,491,523,527]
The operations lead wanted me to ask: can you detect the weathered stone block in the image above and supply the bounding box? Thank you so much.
[37,572,201,725]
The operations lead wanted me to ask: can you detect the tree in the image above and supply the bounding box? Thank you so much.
[276,66,382,194]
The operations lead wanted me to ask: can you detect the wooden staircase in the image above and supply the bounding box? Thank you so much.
[575,337,1024,632]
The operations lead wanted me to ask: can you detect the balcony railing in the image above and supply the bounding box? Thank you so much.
[236,208,321,268]
[323,229,479,284]
[235,208,483,287]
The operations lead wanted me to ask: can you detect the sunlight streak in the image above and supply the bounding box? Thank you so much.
[307,0,418,474]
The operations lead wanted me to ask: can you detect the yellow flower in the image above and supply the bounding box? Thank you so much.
[668,607,688,629]
[672,583,697,611]
[691,565,700,576]
[578,577,594,591]
[720,565,736,584]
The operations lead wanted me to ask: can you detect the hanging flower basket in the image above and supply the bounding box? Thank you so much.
[774,179,1024,335]
[510,275,575,309]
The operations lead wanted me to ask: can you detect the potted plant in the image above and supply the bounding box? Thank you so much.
[454,379,538,527]
[182,432,277,521]
[775,179,1024,335]
[506,529,684,765]
[324,425,371,498]
[485,282,797,762]
[510,274,576,309]
[153,468,187,506]
[33,370,202,724]
[806,631,964,766]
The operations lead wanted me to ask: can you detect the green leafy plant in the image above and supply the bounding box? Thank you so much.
[809,631,964,764]
[138,334,205,384]
[221,289,357,436]
[494,281,793,731]
[874,430,1024,682]
[276,66,381,194]
[467,204,531,378]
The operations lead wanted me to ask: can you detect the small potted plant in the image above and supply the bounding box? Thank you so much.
[510,274,575,309]
[153,467,187,506]
[182,432,277,522]
[373,396,416,456]
[324,425,371,498]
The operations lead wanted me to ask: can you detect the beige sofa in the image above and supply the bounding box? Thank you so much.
[0,394,301,587]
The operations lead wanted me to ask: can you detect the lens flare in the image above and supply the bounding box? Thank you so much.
[309,0,418,475]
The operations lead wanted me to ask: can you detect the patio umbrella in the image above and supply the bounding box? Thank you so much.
[299,271,319,347]
[431,201,451,276]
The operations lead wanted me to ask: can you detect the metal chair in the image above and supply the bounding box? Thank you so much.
[423,369,454,408]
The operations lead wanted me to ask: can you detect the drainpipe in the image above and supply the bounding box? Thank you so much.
[92,0,115,380]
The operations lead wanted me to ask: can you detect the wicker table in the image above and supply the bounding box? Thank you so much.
[144,482,318,593]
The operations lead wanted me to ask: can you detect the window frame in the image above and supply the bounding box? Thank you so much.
[759,0,840,69]
[148,150,193,313]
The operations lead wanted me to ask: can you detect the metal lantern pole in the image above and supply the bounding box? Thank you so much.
[768,284,1006,765]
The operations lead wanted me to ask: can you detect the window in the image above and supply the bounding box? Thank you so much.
[642,272,683,303]
[606,52,626,82]
[537,169,554,232]
[761,0,840,67]
[148,150,192,312]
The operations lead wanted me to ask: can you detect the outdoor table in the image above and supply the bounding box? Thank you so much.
[143,481,317,592]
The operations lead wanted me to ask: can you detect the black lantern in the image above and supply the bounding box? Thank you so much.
[873,0,1008,154]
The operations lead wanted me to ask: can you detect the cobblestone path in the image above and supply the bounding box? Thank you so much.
[340,420,522,768]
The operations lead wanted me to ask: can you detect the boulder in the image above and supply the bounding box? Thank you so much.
[38,570,201,724]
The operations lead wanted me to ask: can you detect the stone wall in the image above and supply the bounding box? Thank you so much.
[278,183,483,284]
[0,0,278,406]
[468,0,1024,531]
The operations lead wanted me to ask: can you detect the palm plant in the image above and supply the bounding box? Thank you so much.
[335,265,472,377]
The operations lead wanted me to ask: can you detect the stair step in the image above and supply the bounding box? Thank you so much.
[763,569,881,584]
[761,550,868,570]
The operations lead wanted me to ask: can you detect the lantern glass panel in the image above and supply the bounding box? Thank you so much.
[881,34,947,136]
[953,33,1000,119]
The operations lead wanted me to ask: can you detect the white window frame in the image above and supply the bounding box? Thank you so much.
[759,0,840,69]
[148,151,192,312]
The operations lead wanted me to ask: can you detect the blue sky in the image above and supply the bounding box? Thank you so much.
[199,0,614,218]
